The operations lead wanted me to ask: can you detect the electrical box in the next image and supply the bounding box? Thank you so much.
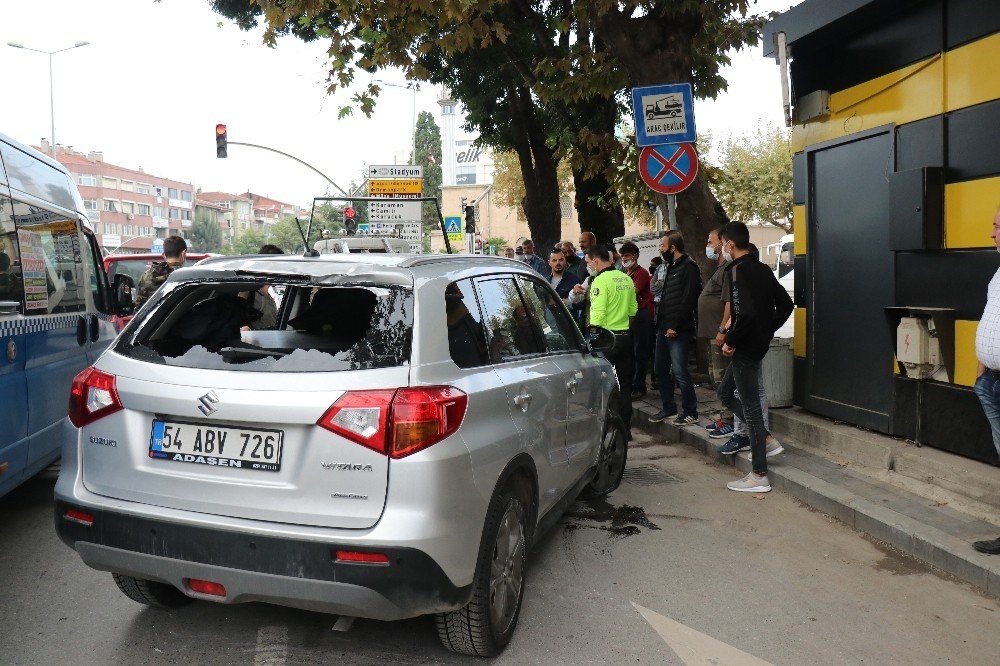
[897,317,929,364]
[896,316,949,381]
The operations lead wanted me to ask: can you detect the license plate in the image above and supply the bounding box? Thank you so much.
[149,420,283,472]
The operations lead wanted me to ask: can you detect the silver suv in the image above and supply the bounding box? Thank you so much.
[55,253,627,657]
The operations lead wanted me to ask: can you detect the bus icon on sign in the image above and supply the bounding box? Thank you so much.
[646,94,683,120]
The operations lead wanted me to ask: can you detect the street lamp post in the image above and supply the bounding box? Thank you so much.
[375,80,420,161]
[6,40,90,157]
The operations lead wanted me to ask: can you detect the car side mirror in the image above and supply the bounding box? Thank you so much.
[112,273,135,315]
[587,326,615,355]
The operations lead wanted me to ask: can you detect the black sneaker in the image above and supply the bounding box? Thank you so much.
[648,410,676,423]
[671,414,698,427]
[973,537,1000,554]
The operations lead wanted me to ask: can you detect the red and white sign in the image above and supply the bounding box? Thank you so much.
[638,143,699,195]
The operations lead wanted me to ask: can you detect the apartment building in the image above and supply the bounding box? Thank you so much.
[43,141,194,254]
[196,191,255,248]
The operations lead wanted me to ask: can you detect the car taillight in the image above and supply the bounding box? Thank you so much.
[68,367,123,428]
[317,386,467,459]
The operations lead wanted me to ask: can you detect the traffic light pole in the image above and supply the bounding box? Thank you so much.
[309,195,454,254]
[226,141,352,198]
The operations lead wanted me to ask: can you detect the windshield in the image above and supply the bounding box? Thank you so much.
[114,280,412,372]
[107,259,154,286]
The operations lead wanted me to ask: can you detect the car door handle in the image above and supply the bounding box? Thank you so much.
[76,316,88,346]
[512,391,532,411]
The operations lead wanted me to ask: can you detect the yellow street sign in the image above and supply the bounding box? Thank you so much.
[369,178,423,195]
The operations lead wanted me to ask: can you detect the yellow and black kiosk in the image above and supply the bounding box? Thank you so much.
[764,0,1000,464]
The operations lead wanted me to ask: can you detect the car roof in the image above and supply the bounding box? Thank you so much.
[104,253,212,263]
[169,253,539,282]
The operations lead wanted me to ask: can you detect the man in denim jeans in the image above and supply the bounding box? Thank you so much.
[649,231,702,426]
[716,222,793,492]
[972,207,1000,554]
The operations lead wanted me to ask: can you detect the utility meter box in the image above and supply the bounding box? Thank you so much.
[897,316,930,365]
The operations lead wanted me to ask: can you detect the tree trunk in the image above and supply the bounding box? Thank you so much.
[571,94,626,246]
[591,7,728,283]
[507,86,563,251]
[573,168,624,247]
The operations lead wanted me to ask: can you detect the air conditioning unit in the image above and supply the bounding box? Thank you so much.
[127,214,134,220]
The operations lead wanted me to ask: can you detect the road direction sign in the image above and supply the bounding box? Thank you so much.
[631,83,696,147]
[368,199,422,222]
[369,178,423,195]
[369,164,423,179]
[638,143,699,195]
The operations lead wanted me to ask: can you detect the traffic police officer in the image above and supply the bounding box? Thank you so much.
[573,244,638,436]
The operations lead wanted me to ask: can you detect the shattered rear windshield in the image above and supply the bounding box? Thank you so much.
[114,281,412,372]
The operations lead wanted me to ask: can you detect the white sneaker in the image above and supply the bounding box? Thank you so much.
[727,472,771,493]
[739,437,785,461]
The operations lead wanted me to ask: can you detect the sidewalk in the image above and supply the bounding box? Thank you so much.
[632,384,1000,599]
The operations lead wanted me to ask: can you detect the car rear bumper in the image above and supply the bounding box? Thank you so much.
[55,501,472,621]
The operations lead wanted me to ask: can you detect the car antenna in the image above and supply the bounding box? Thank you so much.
[299,204,319,257]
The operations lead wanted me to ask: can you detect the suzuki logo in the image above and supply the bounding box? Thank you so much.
[198,391,220,416]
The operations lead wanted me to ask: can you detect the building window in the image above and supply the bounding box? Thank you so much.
[121,201,135,215]
[77,174,97,186]
[560,195,573,220]
[137,204,151,216]
[103,199,119,213]
[136,183,151,195]
[83,199,98,211]
[120,180,134,192]
[168,187,179,198]
[153,206,166,218]
[102,177,119,189]
[181,191,192,202]
[182,210,192,221]
[168,208,180,219]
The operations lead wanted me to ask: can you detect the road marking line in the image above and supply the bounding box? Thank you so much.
[254,625,288,666]
[632,602,775,666]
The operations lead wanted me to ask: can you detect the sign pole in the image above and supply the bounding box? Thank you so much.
[667,195,678,231]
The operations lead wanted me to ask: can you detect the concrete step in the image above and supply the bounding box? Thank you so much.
[633,395,1000,599]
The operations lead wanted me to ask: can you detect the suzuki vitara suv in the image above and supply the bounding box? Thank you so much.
[55,253,627,656]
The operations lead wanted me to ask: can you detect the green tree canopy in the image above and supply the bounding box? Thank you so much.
[190,210,223,253]
[713,125,793,231]
[409,110,443,250]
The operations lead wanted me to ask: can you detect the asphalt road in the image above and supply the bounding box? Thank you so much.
[2,432,996,665]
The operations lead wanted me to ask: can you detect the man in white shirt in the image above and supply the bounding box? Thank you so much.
[972,206,1000,555]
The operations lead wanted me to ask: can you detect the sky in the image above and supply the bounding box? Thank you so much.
[1,0,798,207]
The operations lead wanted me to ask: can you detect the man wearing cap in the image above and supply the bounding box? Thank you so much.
[576,244,638,436]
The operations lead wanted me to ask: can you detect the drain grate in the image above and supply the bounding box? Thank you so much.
[622,464,683,486]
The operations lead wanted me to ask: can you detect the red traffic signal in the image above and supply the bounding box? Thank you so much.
[215,124,227,158]
[344,206,356,219]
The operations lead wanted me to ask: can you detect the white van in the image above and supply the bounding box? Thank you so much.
[0,132,132,498]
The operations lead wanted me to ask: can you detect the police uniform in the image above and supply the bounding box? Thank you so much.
[588,266,638,434]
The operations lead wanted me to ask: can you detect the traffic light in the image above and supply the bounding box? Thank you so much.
[215,124,227,158]
[344,207,357,235]
[465,205,476,234]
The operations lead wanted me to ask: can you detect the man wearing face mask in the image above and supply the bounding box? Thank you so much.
[573,245,637,437]
[620,242,653,398]
[649,230,702,426]
[699,228,729,390]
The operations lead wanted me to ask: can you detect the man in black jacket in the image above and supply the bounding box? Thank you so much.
[717,222,794,493]
[650,231,702,426]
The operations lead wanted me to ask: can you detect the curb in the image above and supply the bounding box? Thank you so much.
[632,401,1000,599]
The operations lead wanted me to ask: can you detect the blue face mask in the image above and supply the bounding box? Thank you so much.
[706,245,719,260]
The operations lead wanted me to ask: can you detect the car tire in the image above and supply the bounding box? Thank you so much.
[436,481,530,657]
[580,408,628,498]
[112,573,191,609]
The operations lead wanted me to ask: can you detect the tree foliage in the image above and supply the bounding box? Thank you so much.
[713,125,793,231]
[226,228,268,255]
[212,0,768,275]
[190,209,223,253]
[409,110,443,247]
